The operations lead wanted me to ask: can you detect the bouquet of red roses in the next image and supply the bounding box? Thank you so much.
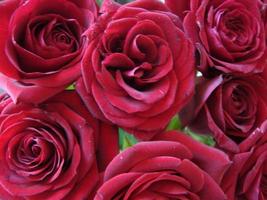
[0,0,266,199]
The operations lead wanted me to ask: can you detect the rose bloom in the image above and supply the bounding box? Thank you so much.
[181,75,267,153]
[0,91,118,200]
[0,0,98,104]
[77,0,195,140]
[94,131,230,200]
[221,120,267,200]
[166,0,267,76]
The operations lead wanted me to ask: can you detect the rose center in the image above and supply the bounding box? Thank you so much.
[27,139,41,156]
[18,135,53,164]
[53,31,71,44]
[100,19,173,92]
[231,86,247,114]
[225,17,244,33]
[221,80,258,136]
[109,37,124,53]
[23,14,81,60]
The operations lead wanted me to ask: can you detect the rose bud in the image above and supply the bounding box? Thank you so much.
[0,91,119,199]
[77,0,195,140]
[0,0,98,104]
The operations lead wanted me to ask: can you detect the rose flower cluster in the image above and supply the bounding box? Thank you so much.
[0,0,266,199]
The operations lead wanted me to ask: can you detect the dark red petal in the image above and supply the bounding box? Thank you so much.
[198,173,227,200]
[104,141,192,181]
[155,131,231,183]
[97,123,119,171]
[0,0,20,79]
[95,173,142,200]
[165,0,190,19]
[0,74,66,104]
[127,0,169,12]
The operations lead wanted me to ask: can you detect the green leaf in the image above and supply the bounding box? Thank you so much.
[166,115,182,131]
[66,84,75,90]
[184,127,216,147]
[119,128,138,150]
[96,0,103,6]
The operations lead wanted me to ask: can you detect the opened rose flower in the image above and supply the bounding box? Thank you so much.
[181,74,267,153]
[0,0,98,104]
[77,0,195,139]
[95,131,230,200]
[0,92,118,199]
[166,0,267,76]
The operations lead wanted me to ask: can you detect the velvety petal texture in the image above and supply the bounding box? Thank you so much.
[77,0,195,140]
[0,91,119,200]
[181,75,267,153]
[95,131,230,200]
[165,0,190,19]
[0,0,98,104]
[222,120,267,200]
[167,0,267,76]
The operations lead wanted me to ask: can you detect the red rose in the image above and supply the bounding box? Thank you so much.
[166,0,267,76]
[221,120,267,200]
[0,0,98,104]
[181,75,267,153]
[77,0,195,140]
[0,91,119,200]
[95,131,230,200]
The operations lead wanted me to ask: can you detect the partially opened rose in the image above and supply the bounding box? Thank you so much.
[221,120,267,200]
[0,91,119,200]
[181,75,267,153]
[166,0,267,76]
[77,0,195,140]
[0,0,98,104]
[94,131,230,200]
